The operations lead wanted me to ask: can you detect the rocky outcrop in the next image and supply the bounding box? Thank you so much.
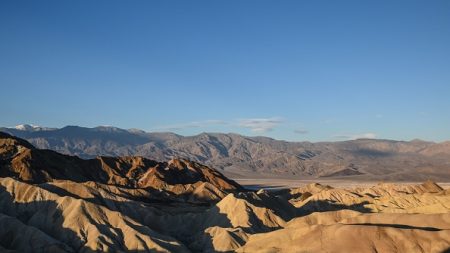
[0,132,241,199]
[1,131,450,252]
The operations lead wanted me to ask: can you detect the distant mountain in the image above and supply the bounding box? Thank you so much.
[12,124,56,131]
[1,132,450,252]
[2,125,450,181]
[0,132,241,202]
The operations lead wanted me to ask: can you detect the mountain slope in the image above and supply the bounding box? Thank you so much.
[0,132,241,202]
[2,125,450,181]
[1,135,450,252]
[0,177,190,253]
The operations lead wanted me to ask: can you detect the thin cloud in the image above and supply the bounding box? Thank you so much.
[152,120,227,131]
[237,117,283,133]
[153,117,284,134]
[294,129,309,134]
[333,132,377,140]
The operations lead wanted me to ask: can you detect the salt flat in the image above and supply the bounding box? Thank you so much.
[234,178,450,190]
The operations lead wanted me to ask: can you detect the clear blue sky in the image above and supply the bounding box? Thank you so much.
[1,0,449,142]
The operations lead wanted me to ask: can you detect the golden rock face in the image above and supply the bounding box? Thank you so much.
[1,132,450,253]
[0,132,241,192]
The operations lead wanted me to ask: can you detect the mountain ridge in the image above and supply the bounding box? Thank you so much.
[1,131,450,252]
[0,132,241,202]
[2,125,450,181]
[8,124,446,143]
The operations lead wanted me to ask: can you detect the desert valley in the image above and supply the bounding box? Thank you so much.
[1,129,450,252]
[2,1,449,252]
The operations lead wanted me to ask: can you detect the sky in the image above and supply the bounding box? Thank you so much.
[1,0,449,142]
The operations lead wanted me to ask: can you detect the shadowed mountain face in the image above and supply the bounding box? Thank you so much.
[2,125,450,181]
[0,132,241,202]
[1,132,450,252]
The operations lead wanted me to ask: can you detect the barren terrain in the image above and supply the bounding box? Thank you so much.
[1,132,450,252]
[3,125,450,181]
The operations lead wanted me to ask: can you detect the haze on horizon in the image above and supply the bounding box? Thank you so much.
[1,1,449,142]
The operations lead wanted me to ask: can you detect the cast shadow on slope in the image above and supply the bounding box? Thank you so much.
[349,148,394,158]
[0,184,190,253]
[32,182,238,252]
[193,233,245,253]
[0,185,82,252]
[348,223,442,231]
[37,183,187,205]
[296,199,373,217]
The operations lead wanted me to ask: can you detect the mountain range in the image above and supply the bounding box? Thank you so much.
[1,132,450,252]
[2,124,450,181]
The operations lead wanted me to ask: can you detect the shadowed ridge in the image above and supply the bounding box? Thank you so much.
[163,158,242,190]
[420,180,444,193]
[0,178,190,252]
[203,193,286,234]
[4,127,450,181]
[0,131,35,150]
[0,132,242,198]
[2,131,450,252]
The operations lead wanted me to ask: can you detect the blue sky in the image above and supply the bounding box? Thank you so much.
[1,0,449,142]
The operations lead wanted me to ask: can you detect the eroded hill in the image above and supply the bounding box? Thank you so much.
[1,133,450,252]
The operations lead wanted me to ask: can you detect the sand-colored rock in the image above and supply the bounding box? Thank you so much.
[0,177,189,252]
[0,213,73,253]
[237,181,450,252]
[0,133,240,203]
[203,193,286,233]
[190,226,249,252]
[289,181,450,215]
[1,133,450,252]
[238,217,450,253]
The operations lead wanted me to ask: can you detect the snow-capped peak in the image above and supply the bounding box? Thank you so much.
[13,124,55,131]
[14,124,39,131]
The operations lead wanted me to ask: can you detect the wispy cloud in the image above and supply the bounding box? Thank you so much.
[333,132,377,140]
[152,120,227,131]
[153,117,284,134]
[237,117,283,133]
[294,129,309,134]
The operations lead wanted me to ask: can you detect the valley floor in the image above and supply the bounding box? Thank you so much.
[2,131,450,252]
[234,178,450,190]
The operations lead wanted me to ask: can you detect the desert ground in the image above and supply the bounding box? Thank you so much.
[234,178,450,190]
[1,132,450,252]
